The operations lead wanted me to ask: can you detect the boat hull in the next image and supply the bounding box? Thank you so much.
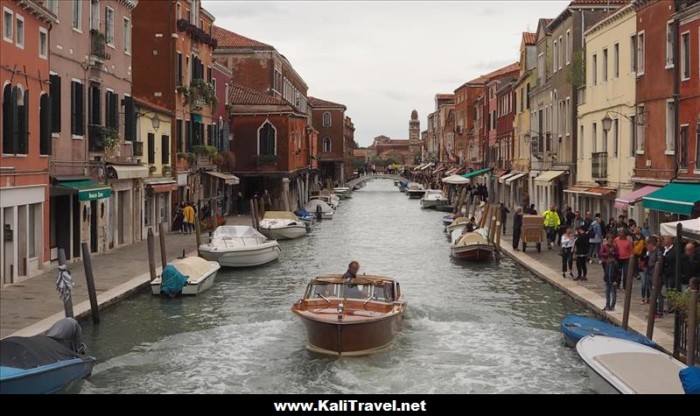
[560,315,656,348]
[420,199,448,209]
[150,263,219,295]
[259,225,307,240]
[297,313,403,357]
[451,244,494,261]
[407,191,425,199]
[200,242,281,267]
[0,357,95,394]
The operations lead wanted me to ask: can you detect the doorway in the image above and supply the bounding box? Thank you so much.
[90,200,98,253]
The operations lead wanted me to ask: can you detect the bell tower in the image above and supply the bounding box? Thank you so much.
[409,110,420,156]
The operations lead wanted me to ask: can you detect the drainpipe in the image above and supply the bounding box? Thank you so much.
[670,8,681,184]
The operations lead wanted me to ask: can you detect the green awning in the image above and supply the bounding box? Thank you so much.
[461,167,492,179]
[57,180,112,202]
[642,183,700,216]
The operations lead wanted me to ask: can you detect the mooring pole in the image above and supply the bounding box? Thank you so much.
[80,242,100,324]
[686,278,698,367]
[57,248,74,318]
[147,227,157,281]
[158,222,168,270]
[646,259,663,339]
[621,256,636,330]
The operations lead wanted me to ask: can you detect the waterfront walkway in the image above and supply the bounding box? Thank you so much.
[497,230,675,353]
[0,215,254,339]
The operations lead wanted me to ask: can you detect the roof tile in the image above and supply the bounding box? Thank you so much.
[308,96,346,109]
[228,83,289,106]
[523,32,537,45]
[212,25,274,49]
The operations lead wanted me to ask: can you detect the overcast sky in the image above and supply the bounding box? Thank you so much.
[203,1,569,146]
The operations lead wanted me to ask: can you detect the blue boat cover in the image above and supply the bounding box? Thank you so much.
[560,314,656,348]
[680,367,700,394]
[294,209,312,219]
[160,264,188,296]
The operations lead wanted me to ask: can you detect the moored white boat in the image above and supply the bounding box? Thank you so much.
[150,256,220,295]
[258,211,307,240]
[310,194,340,210]
[576,335,687,394]
[199,226,281,268]
[406,183,426,199]
[333,187,352,199]
[420,189,449,209]
[305,199,335,220]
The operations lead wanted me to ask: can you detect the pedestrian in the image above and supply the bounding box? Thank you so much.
[172,203,184,234]
[631,226,646,281]
[500,203,510,235]
[583,211,593,230]
[571,210,583,230]
[659,236,677,318]
[512,206,523,251]
[542,205,561,249]
[614,228,633,290]
[236,191,245,216]
[529,204,537,215]
[600,234,619,311]
[588,213,603,263]
[182,202,195,235]
[616,215,628,231]
[573,226,590,281]
[641,236,660,305]
[560,227,575,278]
[564,206,575,227]
[606,217,617,236]
[641,222,651,238]
[681,242,700,291]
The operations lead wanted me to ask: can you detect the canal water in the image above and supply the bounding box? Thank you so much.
[72,179,593,394]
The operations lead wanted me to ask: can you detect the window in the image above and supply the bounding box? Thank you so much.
[666,21,675,67]
[147,133,155,164]
[553,40,558,72]
[566,30,571,64]
[104,90,118,130]
[613,43,619,78]
[258,121,276,156]
[636,31,645,75]
[558,36,563,70]
[37,27,48,59]
[526,83,530,109]
[681,32,690,80]
[70,80,84,136]
[49,74,60,133]
[322,137,332,153]
[2,84,12,153]
[72,0,81,31]
[15,14,23,48]
[592,122,597,153]
[176,2,181,20]
[2,86,29,154]
[602,48,608,82]
[636,105,645,153]
[105,7,114,46]
[273,70,282,93]
[40,93,51,155]
[579,125,584,158]
[537,53,544,84]
[123,18,131,54]
[679,125,688,169]
[176,119,183,152]
[161,135,170,165]
[666,100,675,153]
[630,35,637,72]
[176,52,183,86]
[696,123,700,170]
[90,0,99,31]
[322,112,332,127]
[3,8,12,42]
[592,54,597,85]
[612,118,618,158]
[45,0,58,14]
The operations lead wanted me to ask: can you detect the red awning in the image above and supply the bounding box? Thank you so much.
[581,187,616,197]
[614,186,661,210]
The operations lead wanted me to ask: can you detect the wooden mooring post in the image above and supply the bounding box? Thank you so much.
[158,222,168,269]
[686,278,698,366]
[147,227,157,281]
[57,248,74,318]
[621,256,636,330]
[646,259,664,339]
[80,242,100,325]
[194,215,202,257]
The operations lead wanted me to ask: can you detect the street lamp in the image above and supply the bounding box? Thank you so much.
[601,113,613,133]
[151,114,160,131]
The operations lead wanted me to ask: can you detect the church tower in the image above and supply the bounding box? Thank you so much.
[409,109,420,158]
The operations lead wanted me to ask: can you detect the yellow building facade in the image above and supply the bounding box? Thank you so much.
[572,4,636,221]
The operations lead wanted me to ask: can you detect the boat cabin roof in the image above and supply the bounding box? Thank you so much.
[311,274,396,286]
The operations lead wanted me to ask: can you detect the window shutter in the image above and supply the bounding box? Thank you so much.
[124,96,134,141]
[176,119,182,152]
[19,90,29,154]
[2,85,16,154]
[110,92,118,130]
[11,88,19,153]
[177,53,183,86]
[185,120,191,150]
[147,133,155,164]
[77,83,84,136]
[40,94,51,155]
[50,75,61,133]
[207,124,213,145]
[161,135,170,164]
[71,82,77,135]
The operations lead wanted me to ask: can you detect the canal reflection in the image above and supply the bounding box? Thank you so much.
[72,179,593,394]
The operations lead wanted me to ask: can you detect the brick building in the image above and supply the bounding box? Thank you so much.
[676,2,699,180]
[308,97,347,183]
[1,0,56,282]
[343,116,355,180]
[434,94,455,162]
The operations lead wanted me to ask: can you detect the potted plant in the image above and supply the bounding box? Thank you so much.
[162,165,171,175]
[149,166,157,174]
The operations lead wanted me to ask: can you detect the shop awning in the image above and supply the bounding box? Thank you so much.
[145,179,178,193]
[614,186,661,210]
[56,179,112,202]
[505,172,527,185]
[461,167,492,179]
[420,162,435,171]
[206,171,240,185]
[493,170,507,178]
[563,186,593,194]
[580,187,616,197]
[108,165,149,179]
[444,167,459,176]
[535,170,567,184]
[499,172,518,184]
[642,183,700,215]
[432,166,446,176]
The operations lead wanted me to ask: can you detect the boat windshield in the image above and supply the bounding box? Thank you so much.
[305,282,394,302]
[425,190,443,196]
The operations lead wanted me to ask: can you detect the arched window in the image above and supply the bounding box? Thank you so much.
[2,84,27,155]
[322,111,331,127]
[258,121,276,156]
[322,137,332,153]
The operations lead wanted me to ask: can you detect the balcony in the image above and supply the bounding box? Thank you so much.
[592,152,608,181]
[89,125,117,153]
[577,86,586,106]
[89,30,111,62]
[132,141,144,157]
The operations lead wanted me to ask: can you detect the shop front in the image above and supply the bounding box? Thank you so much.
[143,178,178,237]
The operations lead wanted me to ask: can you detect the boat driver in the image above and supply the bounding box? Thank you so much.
[342,261,360,280]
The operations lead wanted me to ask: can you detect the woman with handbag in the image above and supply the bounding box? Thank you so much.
[600,235,619,311]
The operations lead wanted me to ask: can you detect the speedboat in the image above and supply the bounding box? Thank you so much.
[406,183,426,199]
[398,179,409,192]
[294,209,315,228]
[333,187,352,199]
[258,211,307,240]
[576,335,687,394]
[199,226,281,267]
[310,194,340,210]
[292,275,406,356]
[0,318,95,394]
[420,189,449,209]
[442,214,456,227]
[150,256,220,296]
[305,199,334,220]
[560,315,656,348]
[451,228,494,261]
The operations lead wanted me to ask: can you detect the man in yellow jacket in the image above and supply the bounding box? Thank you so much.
[183,203,195,235]
[542,205,561,250]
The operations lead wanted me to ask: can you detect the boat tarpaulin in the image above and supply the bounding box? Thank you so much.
[614,186,660,210]
[160,264,188,296]
[642,183,700,216]
[0,336,86,369]
[461,167,492,179]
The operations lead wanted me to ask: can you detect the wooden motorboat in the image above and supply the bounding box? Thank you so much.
[292,275,406,357]
[151,256,221,295]
[406,183,426,199]
[420,189,449,209]
[451,229,494,261]
[445,217,469,234]
[199,226,281,267]
[258,211,307,240]
[576,336,687,394]
[305,199,334,220]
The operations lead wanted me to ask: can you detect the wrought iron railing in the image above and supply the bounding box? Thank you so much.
[132,141,144,157]
[90,30,110,61]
